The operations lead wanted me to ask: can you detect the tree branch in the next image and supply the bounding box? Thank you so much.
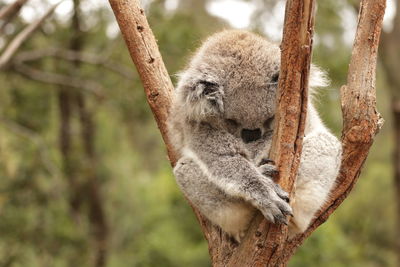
[0,0,28,27]
[12,62,104,97]
[109,0,385,266]
[221,1,316,266]
[0,117,61,179]
[283,0,386,258]
[0,2,60,70]
[14,47,134,79]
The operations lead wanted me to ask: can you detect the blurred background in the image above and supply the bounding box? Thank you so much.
[0,0,399,266]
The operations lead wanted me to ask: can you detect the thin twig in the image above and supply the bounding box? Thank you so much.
[0,1,61,70]
[12,62,104,97]
[0,117,61,179]
[14,47,134,79]
[0,0,28,25]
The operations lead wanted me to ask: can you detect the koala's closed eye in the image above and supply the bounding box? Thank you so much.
[198,80,219,95]
[264,116,274,131]
[225,118,240,128]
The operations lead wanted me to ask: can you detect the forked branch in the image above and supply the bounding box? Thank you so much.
[109,0,385,266]
[283,0,386,259]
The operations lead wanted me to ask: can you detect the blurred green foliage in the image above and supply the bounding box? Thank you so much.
[0,0,397,266]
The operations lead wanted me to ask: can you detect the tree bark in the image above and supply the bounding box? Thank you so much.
[225,1,316,266]
[109,0,385,265]
[283,0,386,258]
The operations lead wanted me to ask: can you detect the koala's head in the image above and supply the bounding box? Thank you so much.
[175,30,326,143]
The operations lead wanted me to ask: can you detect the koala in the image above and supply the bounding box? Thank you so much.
[168,30,342,241]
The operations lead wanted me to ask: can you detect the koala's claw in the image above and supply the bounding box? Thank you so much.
[274,183,290,203]
[259,158,275,166]
[258,200,292,226]
[254,179,292,226]
[258,163,279,177]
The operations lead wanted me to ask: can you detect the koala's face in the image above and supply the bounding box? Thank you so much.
[177,30,281,143]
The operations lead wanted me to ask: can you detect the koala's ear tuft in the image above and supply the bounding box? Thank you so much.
[181,80,224,120]
[309,64,329,89]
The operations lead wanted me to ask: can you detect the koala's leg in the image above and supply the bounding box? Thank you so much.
[288,130,342,238]
[174,156,255,241]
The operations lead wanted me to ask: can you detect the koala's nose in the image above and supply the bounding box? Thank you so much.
[241,128,261,143]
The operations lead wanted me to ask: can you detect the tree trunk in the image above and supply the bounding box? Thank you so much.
[109,0,386,265]
[57,0,109,266]
[70,1,108,266]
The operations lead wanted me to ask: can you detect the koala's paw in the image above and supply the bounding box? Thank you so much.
[257,159,289,203]
[258,161,278,178]
[253,180,292,225]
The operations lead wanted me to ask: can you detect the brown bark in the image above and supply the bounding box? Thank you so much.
[109,0,385,266]
[225,1,316,266]
[283,0,386,258]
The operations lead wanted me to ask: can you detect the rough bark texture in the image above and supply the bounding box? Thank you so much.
[109,0,385,266]
[225,1,316,266]
[283,0,386,258]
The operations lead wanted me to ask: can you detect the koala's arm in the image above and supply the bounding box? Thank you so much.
[180,123,292,224]
[289,129,342,237]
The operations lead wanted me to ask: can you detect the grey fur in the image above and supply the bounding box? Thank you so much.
[168,30,342,241]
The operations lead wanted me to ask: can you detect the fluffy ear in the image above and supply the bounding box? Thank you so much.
[308,64,330,101]
[309,64,330,89]
[177,79,224,120]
